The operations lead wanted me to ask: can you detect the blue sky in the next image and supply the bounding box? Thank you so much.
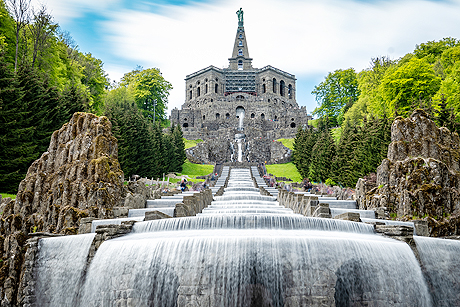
[31,0,460,116]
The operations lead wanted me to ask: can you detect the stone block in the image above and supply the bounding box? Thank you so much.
[333,212,360,222]
[375,225,414,237]
[113,207,129,218]
[145,210,172,221]
[78,217,96,234]
[413,220,429,236]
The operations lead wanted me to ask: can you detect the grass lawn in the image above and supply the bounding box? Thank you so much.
[277,138,295,150]
[184,138,203,149]
[170,160,215,183]
[265,162,302,182]
[0,193,16,200]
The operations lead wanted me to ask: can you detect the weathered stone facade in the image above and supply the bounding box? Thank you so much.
[170,13,311,144]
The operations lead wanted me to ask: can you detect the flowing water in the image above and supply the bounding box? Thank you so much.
[414,237,460,306]
[35,233,95,306]
[34,168,445,306]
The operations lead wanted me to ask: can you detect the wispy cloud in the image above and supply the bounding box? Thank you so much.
[31,0,460,113]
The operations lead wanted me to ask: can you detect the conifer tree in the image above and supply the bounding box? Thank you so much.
[0,55,35,193]
[309,129,335,183]
[171,124,186,172]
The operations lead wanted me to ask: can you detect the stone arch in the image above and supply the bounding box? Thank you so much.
[261,113,265,120]
[280,80,285,96]
[183,123,189,128]
[202,115,205,121]
[197,87,200,97]
[251,113,255,119]
[272,78,276,93]
[288,84,293,99]
[226,113,230,119]
[215,83,218,93]
[216,113,220,120]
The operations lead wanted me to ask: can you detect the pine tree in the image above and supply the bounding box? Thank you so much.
[171,124,186,172]
[0,55,35,193]
[309,129,335,183]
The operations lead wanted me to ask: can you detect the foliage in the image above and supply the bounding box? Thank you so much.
[277,138,294,150]
[120,67,172,124]
[103,87,186,178]
[379,57,441,117]
[309,129,335,183]
[312,68,360,126]
[265,162,302,183]
[325,178,336,186]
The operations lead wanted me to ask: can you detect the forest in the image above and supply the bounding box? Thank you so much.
[0,0,185,193]
[293,38,460,188]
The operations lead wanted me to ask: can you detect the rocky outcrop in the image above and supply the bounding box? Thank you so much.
[356,110,460,236]
[0,112,126,306]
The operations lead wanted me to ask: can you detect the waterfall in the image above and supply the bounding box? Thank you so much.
[35,168,449,306]
[414,236,460,306]
[35,233,95,306]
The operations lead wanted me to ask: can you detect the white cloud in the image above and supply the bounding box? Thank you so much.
[31,0,120,20]
[36,0,460,113]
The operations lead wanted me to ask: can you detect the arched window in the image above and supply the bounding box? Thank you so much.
[189,90,192,100]
[197,87,200,97]
[280,80,285,96]
[239,34,243,38]
[288,84,293,99]
[251,113,255,119]
[226,113,230,119]
[274,115,278,121]
[238,60,243,70]
[215,84,218,93]
[272,78,276,93]
[261,113,265,120]
[184,118,187,121]
[183,123,189,128]
[203,115,205,120]
[239,41,243,46]
[238,49,243,56]
[290,122,296,128]
[205,84,208,93]
[216,113,220,119]
[262,84,266,93]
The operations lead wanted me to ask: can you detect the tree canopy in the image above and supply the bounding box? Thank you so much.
[312,68,360,126]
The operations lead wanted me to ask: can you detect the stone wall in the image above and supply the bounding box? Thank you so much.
[356,110,460,236]
[174,189,213,217]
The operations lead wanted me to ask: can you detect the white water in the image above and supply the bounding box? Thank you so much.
[414,237,460,306]
[35,168,439,306]
[35,233,95,306]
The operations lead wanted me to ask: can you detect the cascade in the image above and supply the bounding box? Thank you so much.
[35,233,96,306]
[34,168,456,306]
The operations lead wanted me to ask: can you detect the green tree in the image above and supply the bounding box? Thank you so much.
[171,124,186,172]
[0,55,35,193]
[379,57,441,117]
[120,67,172,124]
[309,129,335,183]
[312,68,360,126]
